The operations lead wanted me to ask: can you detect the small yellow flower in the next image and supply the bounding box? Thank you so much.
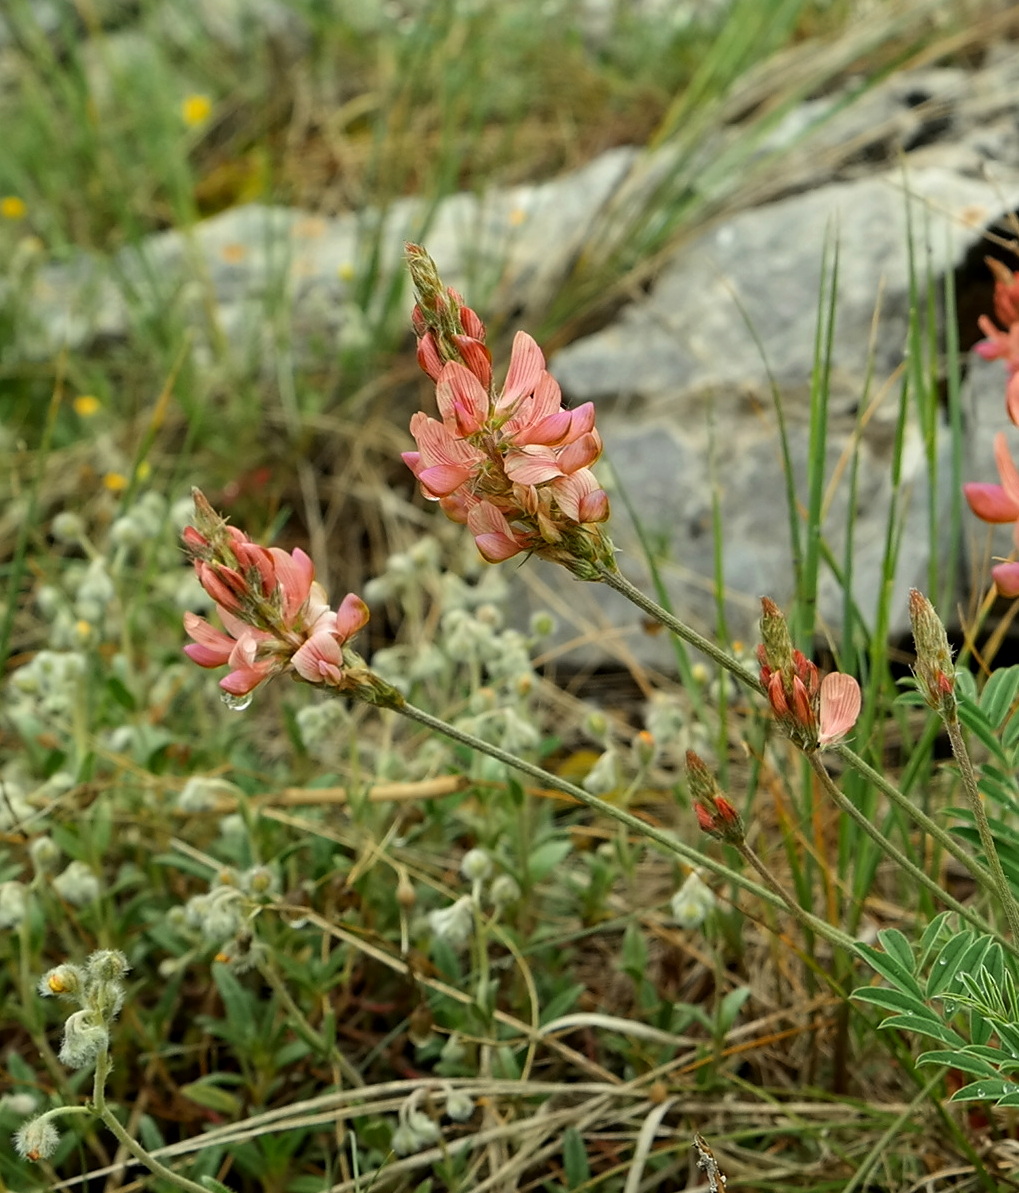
[337,262,356,282]
[103,472,128,493]
[0,196,26,220]
[47,973,69,994]
[73,394,101,417]
[136,460,151,481]
[182,94,212,127]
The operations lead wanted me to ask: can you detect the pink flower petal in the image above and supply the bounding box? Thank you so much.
[418,463,476,497]
[292,631,345,684]
[498,332,545,410]
[817,672,861,746]
[269,547,316,622]
[993,562,1019,597]
[556,432,601,474]
[334,592,370,641]
[504,446,563,486]
[995,432,1019,508]
[436,363,489,434]
[467,502,524,562]
[964,482,1019,523]
[183,612,235,666]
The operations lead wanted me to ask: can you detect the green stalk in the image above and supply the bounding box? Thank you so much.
[92,1049,210,1193]
[392,699,857,956]
[806,753,1016,957]
[943,714,1019,944]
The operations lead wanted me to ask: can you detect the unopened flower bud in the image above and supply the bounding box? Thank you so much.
[58,1010,108,1069]
[758,597,794,675]
[39,964,85,1000]
[445,1088,475,1121]
[14,1116,60,1162]
[908,589,956,715]
[396,870,416,910]
[53,861,100,906]
[0,881,28,929]
[670,871,715,929]
[582,749,619,796]
[460,848,492,882]
[29,836,60,875]
[428,895,474,946]
[489,874,520,908]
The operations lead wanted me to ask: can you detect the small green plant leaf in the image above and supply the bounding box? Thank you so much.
[916,1049,1001,1078]
[882,1014,967,1046]
[925,930,977,998]
[180,1076,244,1116]
[717,986,752,1034]
[527,837,572,882]
[917,912,955,971]
[978,665,1019,727]
[948,1078,1017,1103]
[200,1179,235,1193]
[562,1127,590,1189]
[957,698,1008,765]
[851,986,928,1015]
[620,922,648,982]
[856,942,924,1000]
[876,929,915,976]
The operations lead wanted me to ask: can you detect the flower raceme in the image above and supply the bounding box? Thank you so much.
[181,491,386,702]
[757,598,861,751]
[404,244,614,579]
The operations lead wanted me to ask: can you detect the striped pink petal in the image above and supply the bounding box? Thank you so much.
[817,672,861,746]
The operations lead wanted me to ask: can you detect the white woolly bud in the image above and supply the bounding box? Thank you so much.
[427,896,474,947]
[51,511,85,543]
[489,874,520,909]
[14,1116,60,1161]
[670,872,716,930]
[29,836,61,876]
[58,1010,109,1069]
[582,749,620,796]
[52,861,101,907]
[444,1088,475,1122]
[1,1092,38,1116]
[460,848,492,883]
[0,881,28,929]
[177,776,238,813]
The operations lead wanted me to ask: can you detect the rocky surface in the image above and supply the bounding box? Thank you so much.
[7,27,1019,663]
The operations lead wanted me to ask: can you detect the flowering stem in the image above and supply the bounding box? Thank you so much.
[595,565,765,695]
[942,713,1019,943]
[92,1048,210,1193]
[597,565,1006,898]
[393,700,857,954]
[806,752,1016,956]
[733,840,849,960]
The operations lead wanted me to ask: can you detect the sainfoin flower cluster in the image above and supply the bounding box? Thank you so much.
[182,490,376,700]
[965,257,1019,596]
[403,244,613,579]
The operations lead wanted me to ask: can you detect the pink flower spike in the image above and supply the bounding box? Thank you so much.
[467,502,525,562]
[498,332,545,410]
[817,672,862,747]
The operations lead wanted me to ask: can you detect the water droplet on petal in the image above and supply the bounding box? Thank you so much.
[221,690,253,712]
